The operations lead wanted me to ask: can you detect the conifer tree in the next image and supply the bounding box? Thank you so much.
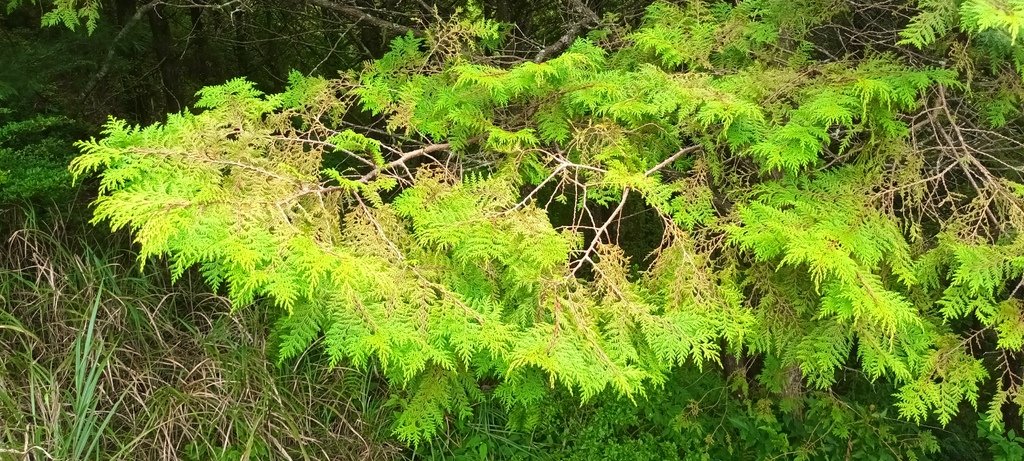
[71,0,1024,444]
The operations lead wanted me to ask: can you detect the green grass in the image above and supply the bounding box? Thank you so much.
[0,207,398,460]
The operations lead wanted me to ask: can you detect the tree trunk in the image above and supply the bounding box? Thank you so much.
[147,5,182,113]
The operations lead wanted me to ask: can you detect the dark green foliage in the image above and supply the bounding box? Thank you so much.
[0,111,84,202]
[541,373,940,461]
[405,368,945,460]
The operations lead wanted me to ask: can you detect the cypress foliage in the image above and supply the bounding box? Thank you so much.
[70,0,1024,444]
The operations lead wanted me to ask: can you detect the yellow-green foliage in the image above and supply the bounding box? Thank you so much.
[71,0,1024,443]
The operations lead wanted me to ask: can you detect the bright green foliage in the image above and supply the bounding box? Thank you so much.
[70,0,1024,448]
[961,0,1024,43]
[900,0,961,48]
[901,0,1024,76]
[730,167,924,384]
[7,0,101,33]
[902,0,1024,48]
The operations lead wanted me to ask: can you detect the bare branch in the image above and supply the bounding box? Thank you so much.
[304,0,418,36]
[81,0,163,99]
[534,0,599,62]
[571,188,630,274]
[359,143,451,183]
[645,145,702,176]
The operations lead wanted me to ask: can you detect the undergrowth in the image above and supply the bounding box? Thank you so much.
[0,206,398,460]
[3,205,1024,459]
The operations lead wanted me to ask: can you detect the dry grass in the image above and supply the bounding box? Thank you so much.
[0,207,400,460]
